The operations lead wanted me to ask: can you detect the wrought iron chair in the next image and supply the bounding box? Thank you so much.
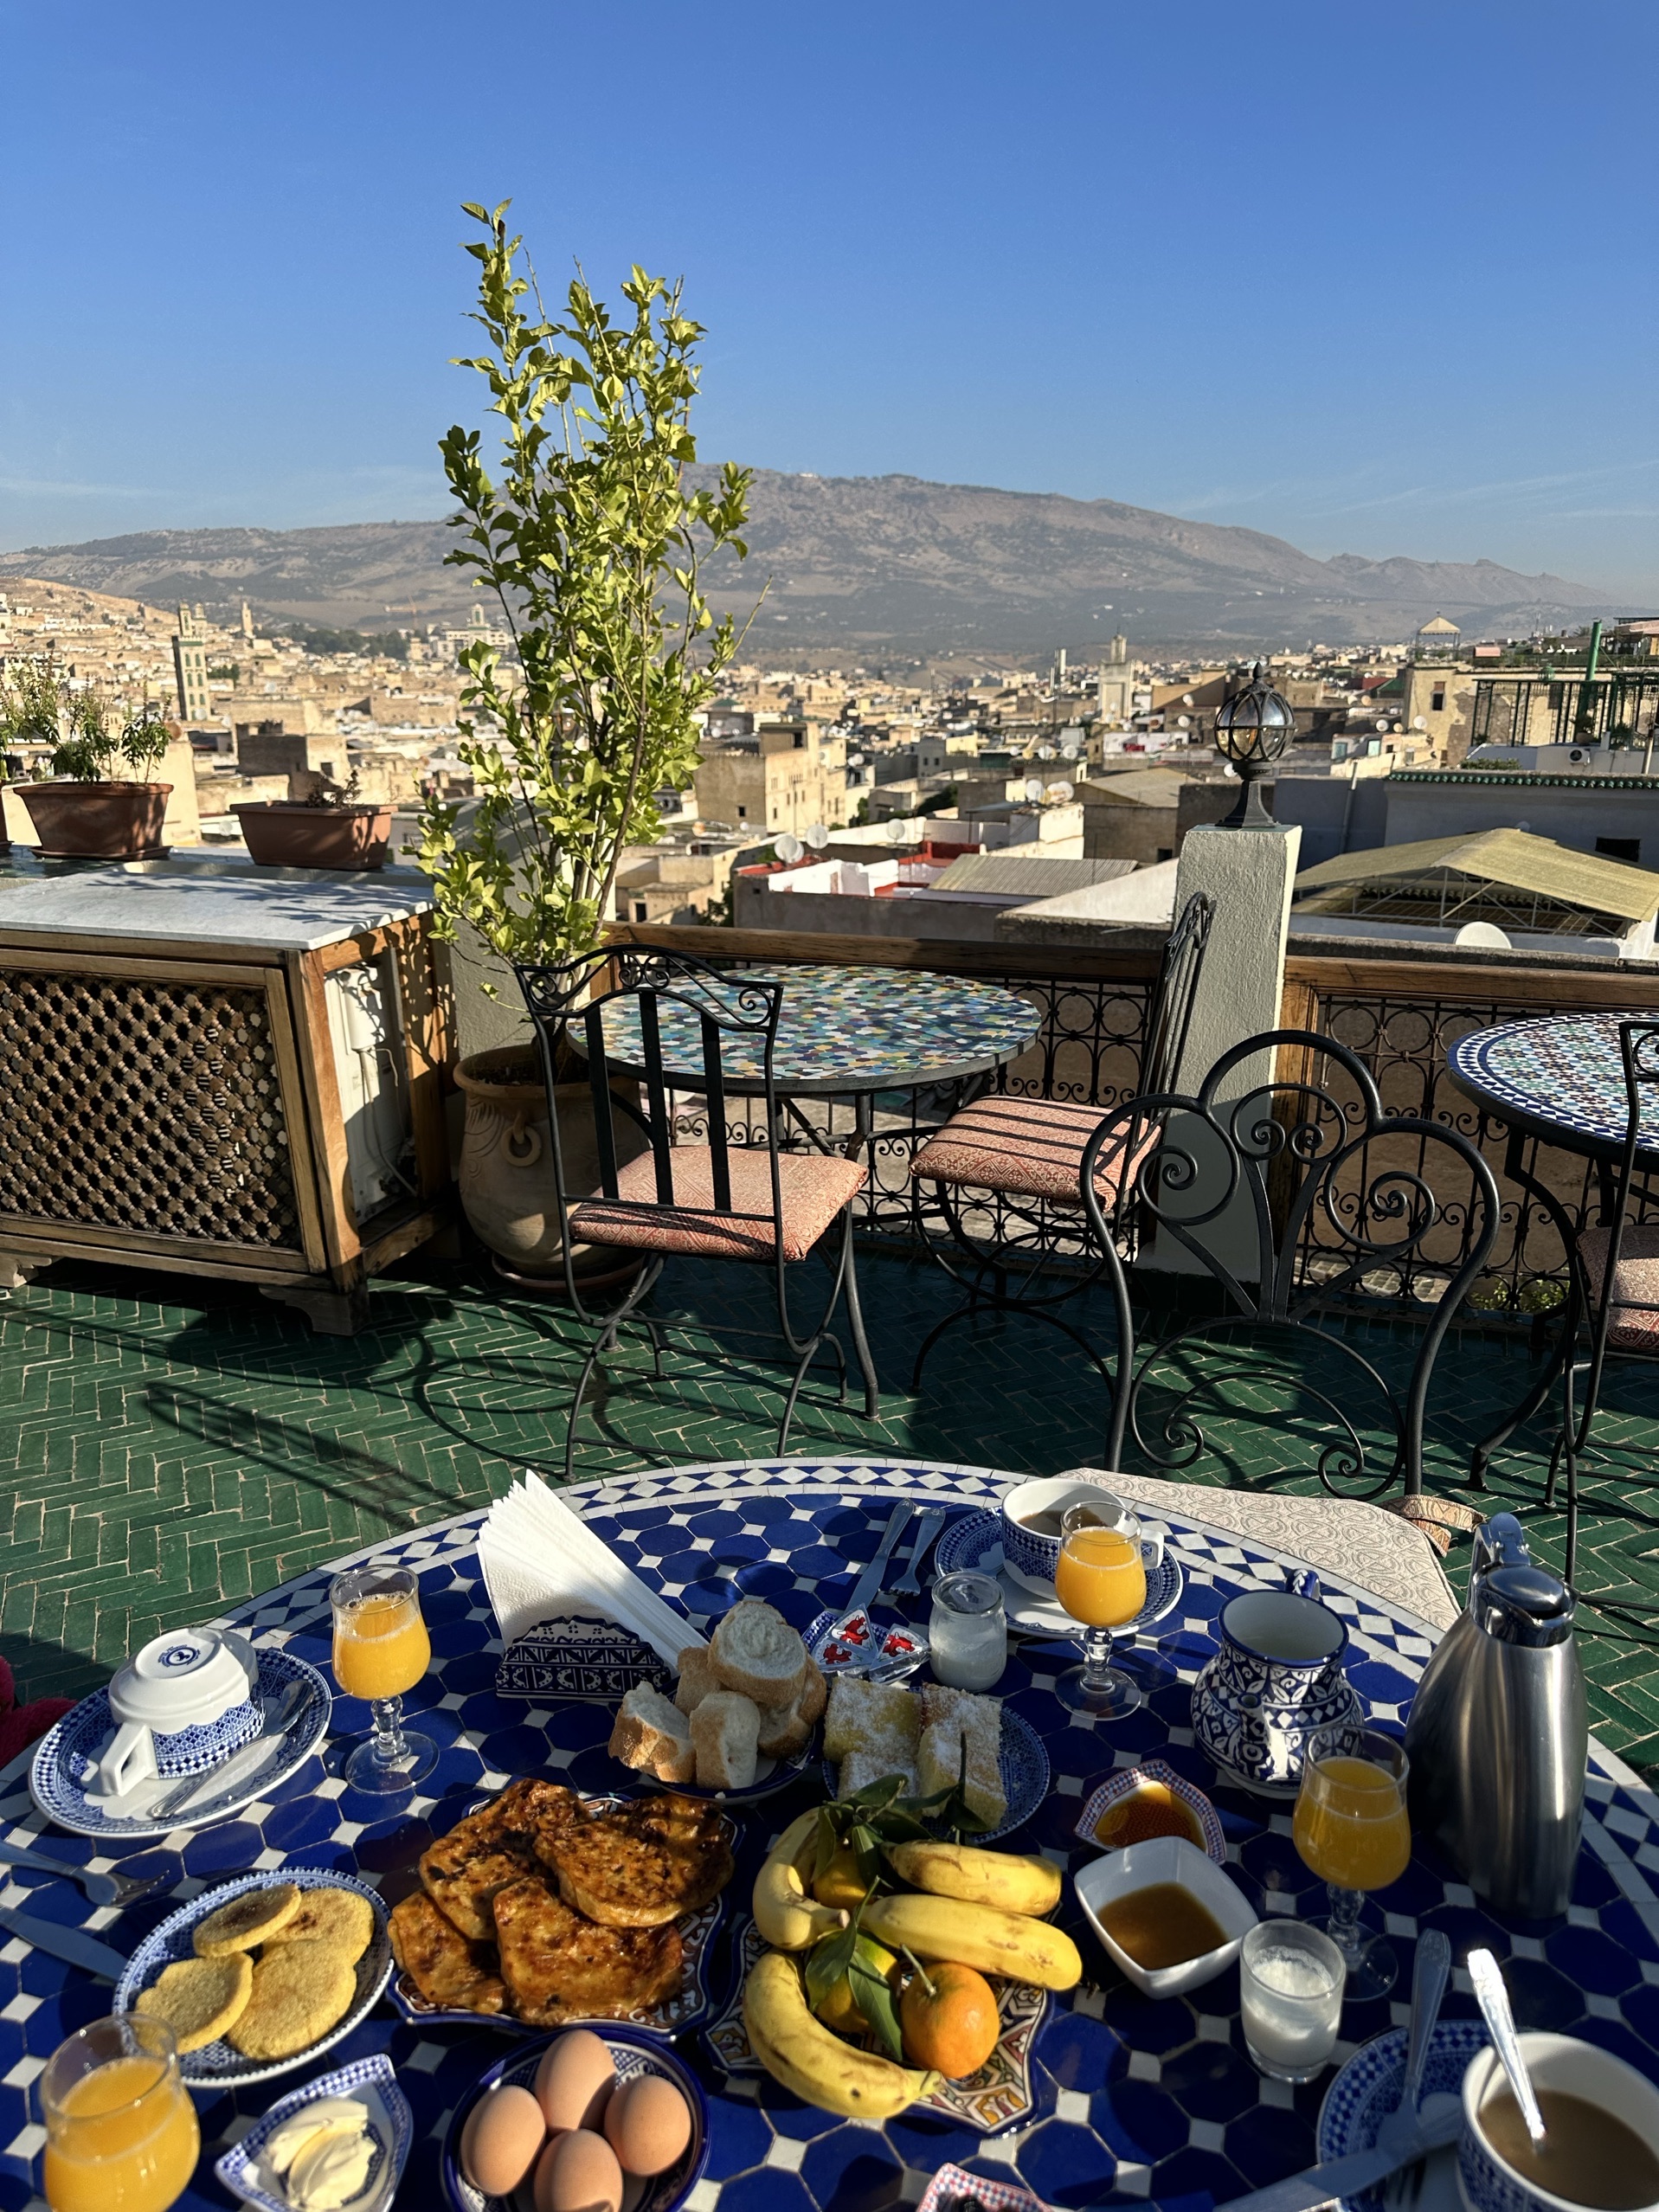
[513,948,877,1476]
[1547,1019,1659,1595]
[1080,1029,1501,1499]
[905,891,1214,1397]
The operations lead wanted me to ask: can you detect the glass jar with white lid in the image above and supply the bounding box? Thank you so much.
[929,1570,1007,1690]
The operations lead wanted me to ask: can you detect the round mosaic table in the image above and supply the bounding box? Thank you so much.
[1447,1013,1654,1477]
[599,966,1041,1097]
[0,1457,1656,2212]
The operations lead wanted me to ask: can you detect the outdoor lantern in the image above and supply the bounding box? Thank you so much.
[1212,661,1296,827]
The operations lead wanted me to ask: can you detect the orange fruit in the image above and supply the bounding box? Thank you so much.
[812,1939,898,2035]
[811,1844,870,1912]
[898,1961,1001,2078]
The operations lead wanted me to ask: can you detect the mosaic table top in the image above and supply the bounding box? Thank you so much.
[1,1457,1656,2212]
[1449,1013,1659,1162]
[598,966,1041,1096]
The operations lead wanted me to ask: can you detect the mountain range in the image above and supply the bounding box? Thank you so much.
[0,470,1606,655]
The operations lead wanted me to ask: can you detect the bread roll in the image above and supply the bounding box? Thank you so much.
[691,1691,760,1791]
[673,1647,719,1717]
[608,1685,695,1784]
[710,1600,807,1707]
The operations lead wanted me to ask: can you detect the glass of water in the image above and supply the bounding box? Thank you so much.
[1238,1919,1346,2082]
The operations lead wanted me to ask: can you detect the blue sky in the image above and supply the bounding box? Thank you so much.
[1,0,1655,598]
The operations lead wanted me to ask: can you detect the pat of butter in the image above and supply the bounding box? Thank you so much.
[286,2125,374,2211]
[263,2097,370,2196]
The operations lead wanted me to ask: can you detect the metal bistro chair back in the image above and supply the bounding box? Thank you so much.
[1551,1018,1659,1592]
[514,947,873,1474]
[1080,1027,1501,1496]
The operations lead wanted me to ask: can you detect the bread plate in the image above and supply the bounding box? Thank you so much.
[820,1705,1050,1844]
[613,1730,820,1808]
[440,2025,710,2212]
[113,1867,392,2091]
[388,1790,733,2039]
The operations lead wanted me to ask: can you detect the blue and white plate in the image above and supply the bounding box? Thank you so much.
[215,2053,411,2212]
[389,1791,732,2039]
[934,1508,1185,1637]
[822,1703,1050,1843]
[29,1647,331,1842]
[441,2025,709,2212]
[1317,2020,1489,2212]
[115,1867,393,2090]
[616,1735,820,1809]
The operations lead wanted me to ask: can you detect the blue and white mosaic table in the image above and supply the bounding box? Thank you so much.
[1450,1013,1659,1161]
[0,1457,1656,2212]
[600,967,1041,1096]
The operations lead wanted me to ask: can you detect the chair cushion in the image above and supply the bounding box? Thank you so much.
[910,1094,1149,1205]
[570,1146,866,1263]
[1578,1223,1659,1350]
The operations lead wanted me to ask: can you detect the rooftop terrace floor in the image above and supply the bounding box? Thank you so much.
[3,1244,1656,1787]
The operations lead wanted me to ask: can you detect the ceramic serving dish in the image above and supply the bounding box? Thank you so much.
[215,2053,411,2212]
[820,1704,1050,1842]
[1073,1832,1257,1998]
[1460,2032,1659,2212]
[1074,1759,1225,1862]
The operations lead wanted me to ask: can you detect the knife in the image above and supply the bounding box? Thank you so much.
[0,1905,126,1984]
[1212,2102,1463,2212]
[845,1504,915,1616]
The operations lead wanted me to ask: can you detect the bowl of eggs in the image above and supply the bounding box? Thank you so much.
[443,2023,708,2212]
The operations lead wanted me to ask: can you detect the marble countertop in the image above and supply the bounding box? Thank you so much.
[0,863,432,952]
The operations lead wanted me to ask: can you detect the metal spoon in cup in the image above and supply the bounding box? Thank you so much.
[1468,1947,1546,2148]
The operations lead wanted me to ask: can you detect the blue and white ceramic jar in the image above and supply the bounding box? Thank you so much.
[1189,1571,1359,1794]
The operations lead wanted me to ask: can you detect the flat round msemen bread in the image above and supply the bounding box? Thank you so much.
[228,1939,357,2059]
[258,1886,376,1963]
[194,1881,302,1957]
[134,1952,254,2052]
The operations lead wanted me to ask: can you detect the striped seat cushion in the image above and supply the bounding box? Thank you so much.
[570,1146,866,1263]
[910,1094,1150,1205]
[1579,1223,1659,1351]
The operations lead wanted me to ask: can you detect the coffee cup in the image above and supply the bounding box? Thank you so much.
[95,1628,261,1798]
[1000,1477,1164,1594]
[1460,2031,1659,2212]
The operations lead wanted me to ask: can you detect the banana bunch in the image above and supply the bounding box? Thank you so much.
[743,1951,939,2119]
[862,1892,1083,1991]
[752,1811,849,1951]
[884,1839,1062,1917]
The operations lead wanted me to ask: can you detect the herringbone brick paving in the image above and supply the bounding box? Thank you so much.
[1,1248,1655,1787]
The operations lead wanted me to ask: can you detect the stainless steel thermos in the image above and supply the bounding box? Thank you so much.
[1403,1512,1585,1919]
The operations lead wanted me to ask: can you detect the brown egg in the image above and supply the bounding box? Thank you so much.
[522,2133,566,2212]
[534,2030,617,2134]
[536,2125,624,2212]
[461,2084,546,2197]
[602,2076,692,2177]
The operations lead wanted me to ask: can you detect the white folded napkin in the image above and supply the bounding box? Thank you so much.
[478,1473,708,1666]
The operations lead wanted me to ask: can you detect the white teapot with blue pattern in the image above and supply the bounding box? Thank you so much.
[1190,1569,1360,1793]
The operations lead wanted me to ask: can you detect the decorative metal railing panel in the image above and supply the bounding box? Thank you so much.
[0,969,302,1249]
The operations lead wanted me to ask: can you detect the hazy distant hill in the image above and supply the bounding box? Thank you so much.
[0,472,1604,653]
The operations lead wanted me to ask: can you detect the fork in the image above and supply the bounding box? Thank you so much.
[892,1509,948,1597]
[0,1840,169,1911]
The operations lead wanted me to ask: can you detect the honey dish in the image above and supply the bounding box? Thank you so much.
[1074,1760,1225,1861]
[1073,1834,1257,1998]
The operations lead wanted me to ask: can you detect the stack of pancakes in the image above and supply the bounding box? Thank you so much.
[389,1779,734,2025]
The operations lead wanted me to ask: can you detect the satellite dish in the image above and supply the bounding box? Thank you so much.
[1182,693,1195,707]
[805,822,829,850]
[1023,777,1045,801]
[1060,740,1079,759]
[886,816,910,845]
[1375,717,1391,732]
[1412,716,1427,730]
[1175,716,1190,729]
[775,833,803,863]
[1037,744,1056,760]
[1454,922,1512,950]
[848,751,865,766]
[1051,779,1075,802]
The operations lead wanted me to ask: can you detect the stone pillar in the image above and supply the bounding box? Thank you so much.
[1147,819,1302,1280]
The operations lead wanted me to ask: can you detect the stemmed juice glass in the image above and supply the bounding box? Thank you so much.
[1053,1504,1148,1716]
[41,2015,199,2212]
[330,1563,437,1792]
[1292,1723,1411,2001]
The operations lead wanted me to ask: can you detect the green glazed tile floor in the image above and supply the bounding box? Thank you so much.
[2,1245,1656,1787]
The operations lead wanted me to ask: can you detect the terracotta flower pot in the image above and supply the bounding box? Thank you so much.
[455,1045,647,1290]
[16,781,172,860]
[232,801,392,871]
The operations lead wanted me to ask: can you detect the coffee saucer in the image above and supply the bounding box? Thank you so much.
[933,1508,1184,1637]
[30,1648,331,1841]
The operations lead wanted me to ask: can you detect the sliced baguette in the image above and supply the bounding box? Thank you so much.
[797,1656,828,1728]
[674,1646,720,1717]
[756,1693,812,1761]
[710,1599,808,1707]
[691,1691,760,1791]
[608,1683,696,1784]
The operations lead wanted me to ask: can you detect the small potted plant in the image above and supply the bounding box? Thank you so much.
[232,767,394,870]
[14,689,175,860]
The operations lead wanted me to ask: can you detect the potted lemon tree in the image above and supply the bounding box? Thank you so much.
[418,201,757,1283]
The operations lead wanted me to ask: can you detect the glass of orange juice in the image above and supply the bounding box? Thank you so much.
[41,2015,199,2212]
[1053,1504,1150,1717]
[1292,1724,1411,2001]
[330,1562,438,1792]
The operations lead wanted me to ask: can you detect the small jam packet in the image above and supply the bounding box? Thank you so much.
[813,1609,929,1677]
